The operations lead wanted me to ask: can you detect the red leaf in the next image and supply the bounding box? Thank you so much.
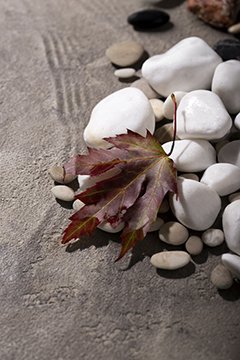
[62,130,177,260]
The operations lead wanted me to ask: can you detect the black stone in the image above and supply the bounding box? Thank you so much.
[213,38,240,61]
[127,9,170,29]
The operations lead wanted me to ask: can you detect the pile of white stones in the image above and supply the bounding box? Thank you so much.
[49,37,240,291]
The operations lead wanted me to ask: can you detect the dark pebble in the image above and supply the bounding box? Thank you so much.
[127,9,170,29]
[213,38,240,61]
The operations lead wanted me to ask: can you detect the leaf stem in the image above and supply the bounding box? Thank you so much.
[166,94,177,157]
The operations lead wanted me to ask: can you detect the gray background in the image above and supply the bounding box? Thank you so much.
[1,0,240,359]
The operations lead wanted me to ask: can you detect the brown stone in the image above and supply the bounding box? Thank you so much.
[187,0,240,28]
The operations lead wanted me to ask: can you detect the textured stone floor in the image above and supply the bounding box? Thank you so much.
[0,0,240,359]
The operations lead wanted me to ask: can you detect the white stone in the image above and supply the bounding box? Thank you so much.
[210,264,233,289]
[148,217,164,232]
[162,139,216,172]
[142,37,222,97]
[170,178,221,231]
[228,192,240,203]
[51,185,75,202]
[200,163,240,196]
[228,22,240,34]
[185,236,203,256]
[222,253,240,279]
[176,90,232,140]
[83,88,155,149]
[114,68,136,78]
[150,251,191,270]
[72,199,85,211]
[98,221,125,233]
[163,91,187,119]
[202,228,224,247]
[149,99,164,122]
[234,113,240,130]
[215,140,229,153]
[180,173,199,181]
[78,168,120,192]
[222,200,240,256]
[159,221,189,245]
[158,198,169,214]
[212,60,240,114]
[218,140,240,168]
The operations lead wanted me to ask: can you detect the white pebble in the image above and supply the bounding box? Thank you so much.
[163,91,187,119]
[212,60,240,114]
[176,90,232,140]
[78,168,120,192]
[222,253,240,279]
[51,185,75,202]
[170,178,221,231]
[149,99,164,122]
[234,113,240,130]
[180,173,199,181]
[228,22,240,34]
[148,217,164,232]
[215,140,229,153]
[210,264,233,289]
[83,88,155,149]
[218,140,240,168]
[185,236,203,256]
[98,221,124,233]
[142,37,222,97]
[200,163,240,196]
[222,200,240,256]
[114,68,136,79]
[162,139,216,172]
[158,198,169,214]
[202,228,224,247]
[228,192,240,203]
[159,221,189,245]
[72,199,85,211]
[150,251,191,270]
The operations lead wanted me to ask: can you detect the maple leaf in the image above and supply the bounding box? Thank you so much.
[62,95,178,261]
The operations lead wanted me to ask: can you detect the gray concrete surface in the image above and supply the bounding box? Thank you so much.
[0,0,240,359]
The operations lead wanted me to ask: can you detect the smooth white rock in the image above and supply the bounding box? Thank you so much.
[142,37,222,97]
[149,99,164,122]
[210,264,233,289]
[98,221,125,233]
[228,192,240,203]
[162,139,216,172]
[163,91,187,119]
[185,236,203,256]
[200,163,240,196]
[222,253,240,279]
[83,88,155,149]
[51,185,75,202]
[215,140,229,153]
[148,217,164,232]
[228,23,240,34]
[234,113,240,130]
[212,60,240,114]
[114,68,136,78]
[218,140,240,168]
[78,168,120,192]
[170,178,221,231]
[176,90,232,140]
[202,228,224,247]
[159,221,189,245]
[72,199,85,211]
[222,200,240,256]
[180,173,199,181]
[150,251,191,270]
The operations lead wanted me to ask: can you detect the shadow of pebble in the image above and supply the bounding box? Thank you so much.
[153,0,185,8]
[56,198,74,210]
[132,21,174,33]
[157,261,196,279]
[218,281,240,301]
[192,248,209,264]
[118,75,140,84]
